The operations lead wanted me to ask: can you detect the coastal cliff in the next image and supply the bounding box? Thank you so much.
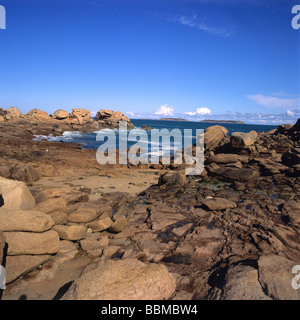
[0,107,134,138]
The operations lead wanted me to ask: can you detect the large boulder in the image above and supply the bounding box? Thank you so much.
[62,258,176,300]
[5,254,52,284]
[277,123,293,134]
[26,109,50,122]
[204,126,228,151]
[221,264,271,300]
[53,109,69,120]
[230,131,257,148]
[258,255,300,300]
[0,177,36,210]
[53,225,86,241]
[96,109,134,129]
[0,107,24,121]
[88,216,113,232]
[4,230,60,255]
[158,171,186,186]
[9,162,41,185]
[0,160,40,184]
[282,148,300,166]
[35,197,68,225]
[68,108,91,125]
[6,107,24,121]
[289,118,300,132]
[67,207,99,223]
[0,209,54,232]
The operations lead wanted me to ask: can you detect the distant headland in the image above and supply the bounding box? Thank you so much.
[159,118,188,121]
[200,119,245,124]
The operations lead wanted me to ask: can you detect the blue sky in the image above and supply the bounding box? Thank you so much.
[0,0,299,124]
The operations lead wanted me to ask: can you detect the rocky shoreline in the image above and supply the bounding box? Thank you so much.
[0,108,299,300]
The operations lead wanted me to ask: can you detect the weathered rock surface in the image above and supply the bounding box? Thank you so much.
[147,204,186,232]
[34,187,89,205]
[0,177,36,210]
[33,163,56,177]
[26,109,50,122]
[0,209,54,232]
[62,258,176,300]
[53,109,69,120]
[79,238,102,252]
[0,160,41,185]
[231,131,257,148]
[6,254,52,284]
[258,255,300,300]
[201,198,237,211]
[204,125,228,150]
[0,107,24,122]
[88,216,113,232]
[108,216,127,233]
[209,167,260,183]
[4,240,79,293]
[206,154,248,164]
[53,225,86,241]
[68,108,91,125]
[282,200,300,226]
[67,205,100,223]
[282,148,300,166]
[221,264,271,300]
[158,171,186,186]
[4,230,60,255]
[96,109,134,129]
[35,197,68,225]
[141,125,153,131]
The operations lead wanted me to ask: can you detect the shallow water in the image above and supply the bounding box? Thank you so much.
[33,120,278,154]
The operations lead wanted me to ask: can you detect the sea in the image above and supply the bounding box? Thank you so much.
[33,119,278,157]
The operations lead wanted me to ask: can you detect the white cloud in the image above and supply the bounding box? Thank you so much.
[185,107,212,116]
[195,107,212,115]
[247,94,300,109]
[185,111,196,116]
[286,110,295,117]
[154,104,174,116]
[170,15,232,37]
[126,111,135,118]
